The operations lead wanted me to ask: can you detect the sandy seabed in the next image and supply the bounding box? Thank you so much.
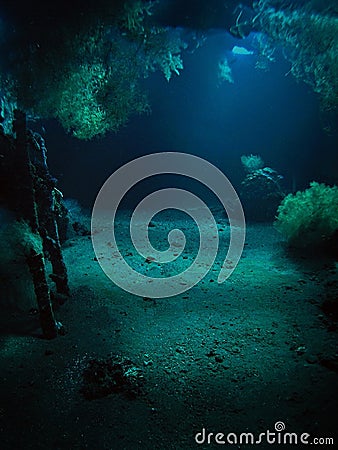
[0,213,337,449]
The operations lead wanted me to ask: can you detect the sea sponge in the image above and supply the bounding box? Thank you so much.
[274,182,338,247]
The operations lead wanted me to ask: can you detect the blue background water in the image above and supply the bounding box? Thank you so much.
[40,32,337,208]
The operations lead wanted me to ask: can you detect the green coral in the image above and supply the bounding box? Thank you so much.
[11,27,150,140]
[274,182,338,247]
[56,63,109,140]
[0,1,190,139]
[120,2,187,82]
[55,59,148,140]
[158,50,184,82]
[120,0,156,35]
[254,1,338,111]
[218,58,234,85]
[138,26,187,82]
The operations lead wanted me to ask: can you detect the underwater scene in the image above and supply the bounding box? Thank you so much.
[0,0,337,448]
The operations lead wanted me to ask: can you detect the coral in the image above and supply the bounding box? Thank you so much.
[56,63,109,140]
[159,51,184,82]
[119,2,186,82]
[218,58,234,85]
[0,80,17,135]
[252,33,276,71]
[241,154,265,173]
[274,182,338,247]
[254,1,338,111]
[120,0,156,35]
[23,30,149,140]
[0,22,151,139]
[0,2,189,138]
[142,27,187,82]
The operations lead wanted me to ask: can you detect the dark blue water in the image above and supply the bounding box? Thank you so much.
[42,30,337,208]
